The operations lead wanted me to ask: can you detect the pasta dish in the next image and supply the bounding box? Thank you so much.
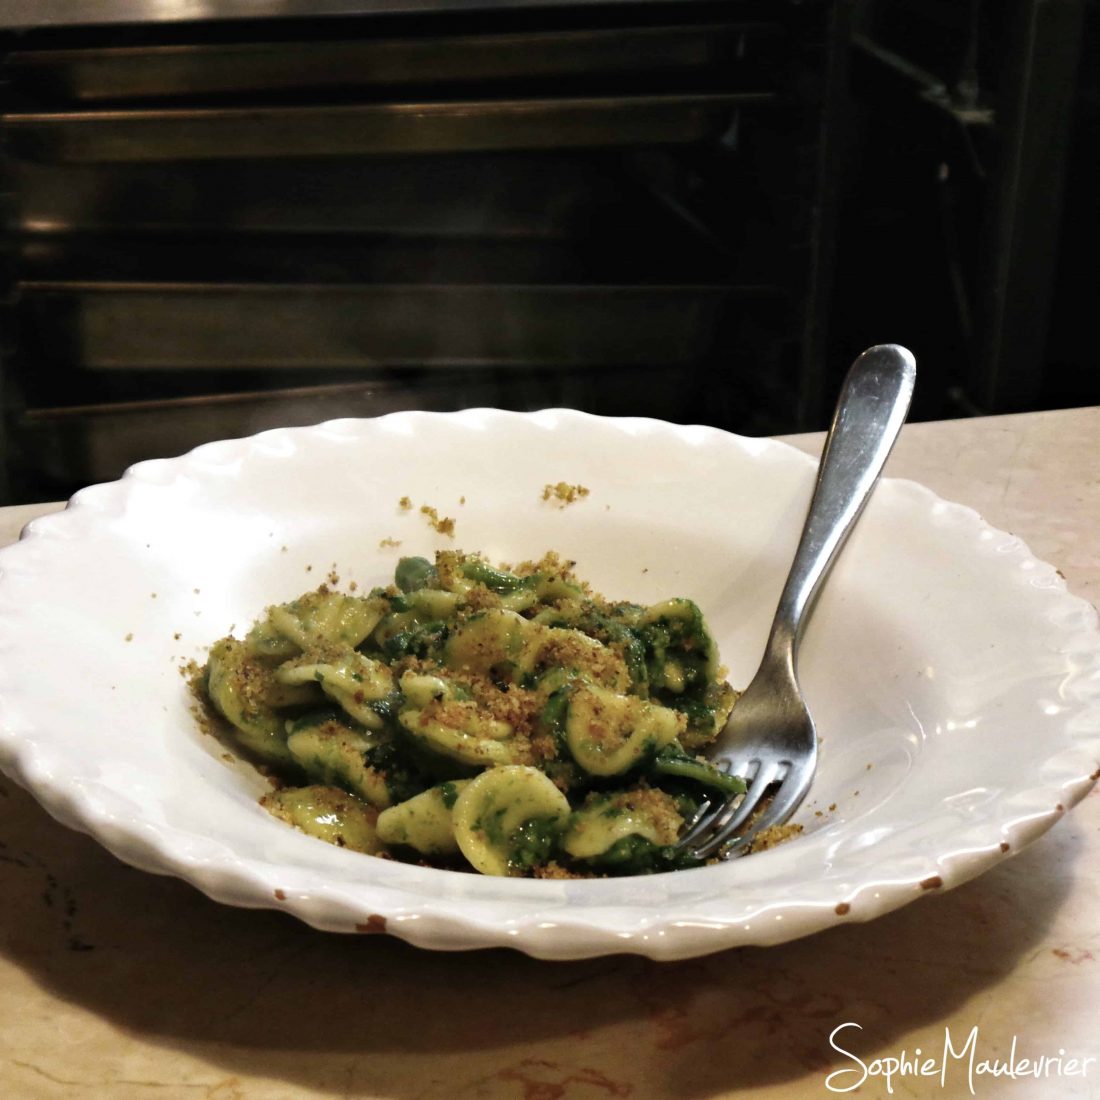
[199,551,748,877]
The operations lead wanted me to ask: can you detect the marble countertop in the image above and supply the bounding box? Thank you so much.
[1,408,1098,1099]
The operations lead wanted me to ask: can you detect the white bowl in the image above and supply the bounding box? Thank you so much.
[1,409,1098,961]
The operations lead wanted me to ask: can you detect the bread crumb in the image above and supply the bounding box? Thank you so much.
[379,537,402,548]
[419,504,455,537]
[542,481,590,507]
[124,632,133,642]
[750,822,804,851]
[533,860,590,880]
[398,496,412,511]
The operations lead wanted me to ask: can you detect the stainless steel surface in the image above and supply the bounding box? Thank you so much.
[679,344,917,859]
[0,3,846,502]
[11,154,627,237]
[0,0,728,29]
[3,93,768,162]
[15,221,769,371]
[8,24,767,101]
[17,366,691,486]
[20,284,738,369]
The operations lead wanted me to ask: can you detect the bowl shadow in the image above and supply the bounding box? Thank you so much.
[0,775,1084,1098]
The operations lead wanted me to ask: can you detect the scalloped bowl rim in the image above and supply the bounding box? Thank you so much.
[0,408,1097,961]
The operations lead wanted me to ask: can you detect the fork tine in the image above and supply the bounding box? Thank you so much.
[680,796,715,836]
[685,761,783,860]
[693,758,813,861]
[676,761,757,850]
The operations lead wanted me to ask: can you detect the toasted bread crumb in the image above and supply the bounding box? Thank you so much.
[419,504,455,537]
[750,821,804,851]
[542,481,590,507]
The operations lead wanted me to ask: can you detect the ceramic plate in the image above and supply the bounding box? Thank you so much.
[1,410,1098,961]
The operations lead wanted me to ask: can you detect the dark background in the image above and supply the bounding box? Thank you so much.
[0,0,1096,503]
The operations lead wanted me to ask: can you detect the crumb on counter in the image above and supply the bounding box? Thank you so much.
[542,481,590,507]
[379,537,402,549]
[398,496,412,511]
[124,632,133,642]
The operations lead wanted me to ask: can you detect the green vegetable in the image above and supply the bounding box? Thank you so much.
[461,558,531,594]
[395,556,439,593]
[651,745,746,794]
[584,834,700,874]
[202,550,751,879]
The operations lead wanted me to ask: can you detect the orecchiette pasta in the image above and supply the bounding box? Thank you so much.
[201,549,755,877]
[376,781,469,855]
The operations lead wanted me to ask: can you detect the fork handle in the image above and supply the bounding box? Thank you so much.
[767,344,916,667]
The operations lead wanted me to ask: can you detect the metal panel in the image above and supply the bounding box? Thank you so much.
[972,0,1085,410]
[10,153,629,236]
[13,364,695,489]
[3,93,769,162]
[0,0,756,30]
[20,284,739,369]
[8,24,772,101]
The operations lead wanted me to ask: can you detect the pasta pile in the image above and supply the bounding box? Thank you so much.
[200,551,744,877]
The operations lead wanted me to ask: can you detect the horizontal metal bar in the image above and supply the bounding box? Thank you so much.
[13,360,704,493]
[18,284,749,368]
[0,0,761,31]
[9,152,628,236]
[15,229,742,284]
[2,92,772,161]
[23,379,406,418]
[7,24,778,101]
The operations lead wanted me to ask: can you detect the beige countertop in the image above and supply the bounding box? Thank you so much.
[1,408,1098,1099]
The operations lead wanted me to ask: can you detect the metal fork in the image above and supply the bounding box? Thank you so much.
[677,344,917,861]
